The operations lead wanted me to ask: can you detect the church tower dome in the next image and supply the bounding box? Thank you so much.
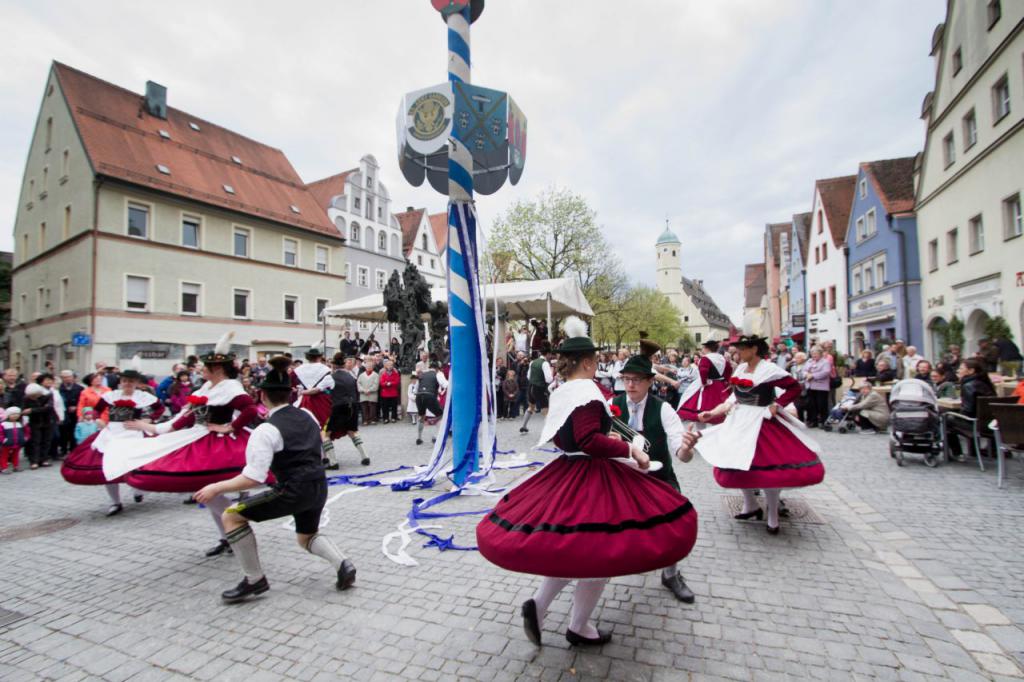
[655,222,683,307]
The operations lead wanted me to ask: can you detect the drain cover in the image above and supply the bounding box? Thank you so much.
[720,495,825,524]
[0,518,80,542]
[0,608,28,629]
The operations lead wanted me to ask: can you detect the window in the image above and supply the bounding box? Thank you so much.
[853,271,862,295]
[125,275,150,311]
[357,266,369,288]
[378,232,387,252]
[344,262,352,283]
[963,109,977,149]
[39,222,46,251]
[375,269,386,291]
[354,197,361,210]
[858,178,867,199]
[45,117,53,150]
[233,289,251,319]
[817,210,823,234]
[19,293,26,321]
[821,242,827,261]
[875,259,885,286]
[820,290,826,312]
[856,217,865,241]
[41,167,48,193]
[350,223,360,244]
[430,258,436,269]
[987,0,1001,29]
[284,295,298,322]
[316,298,329,321]
[1004,193,1022,239]
[814,246,820,264]
[366,174,373,189]
[865,264,874,290]
[36,287,44,318]
[928,239,939,271]
[418,255,423,265]
[943,132,955,167]
[969,214,985,254]
[828,286,836,310]
[695,332,702,343]
[62,205,71,240]
[22,233,29,260]
[283,238,298,267]
[59,277,69,313]
[127,203,149,238]
[947,228,959,264]
[61,149,69,177]
[810,292,817,314]
[952,47,963,76]
[233,228,250,257]
[421,233,428,250]
[993,75,1010,122]
[865,209,877,238]
[182,216,200,249]
[366,199,373,220]
[378,206,383,219]
[315,245,329,273]
[181,282,201,315]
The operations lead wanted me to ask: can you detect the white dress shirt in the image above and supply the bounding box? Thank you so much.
[627,394,686,457]
[241,404,319,483]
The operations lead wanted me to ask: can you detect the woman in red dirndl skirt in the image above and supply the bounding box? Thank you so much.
[61,366,163,516]
[476,319,698,647]
[676,340,732,426]
[697,335,824,534]
[292,348,334,465]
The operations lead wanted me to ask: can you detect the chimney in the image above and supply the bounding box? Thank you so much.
[145,81,167,119]
[407,206,415,212]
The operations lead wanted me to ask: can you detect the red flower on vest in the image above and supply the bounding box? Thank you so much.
[729,377,754,388]
[113,399,136,408]
[186,395,209,406]
[608,402,622,418]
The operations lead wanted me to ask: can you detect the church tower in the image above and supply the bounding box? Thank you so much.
[655,222,684,311]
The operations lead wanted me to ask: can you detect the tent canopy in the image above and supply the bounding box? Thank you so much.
[321,277,592,323]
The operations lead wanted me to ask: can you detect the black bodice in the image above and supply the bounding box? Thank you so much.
[733,382,775,407]
[194,404,235,425]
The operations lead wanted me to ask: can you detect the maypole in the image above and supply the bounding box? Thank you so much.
[395,0,527,488]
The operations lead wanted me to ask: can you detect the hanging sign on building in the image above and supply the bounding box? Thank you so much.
[71,332,91,347]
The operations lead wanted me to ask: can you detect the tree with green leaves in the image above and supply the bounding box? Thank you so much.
[984,315,1014,342]
[591,285,687,351]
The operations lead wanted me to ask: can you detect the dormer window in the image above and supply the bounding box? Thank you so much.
[156,164,170,175]
[231,155,242,165]
[223,184,235,194]
[290,205,301,214]
[189,121,201,131]
[159,129,171,139]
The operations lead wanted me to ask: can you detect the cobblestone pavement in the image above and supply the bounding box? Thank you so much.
[1,419,1023,681]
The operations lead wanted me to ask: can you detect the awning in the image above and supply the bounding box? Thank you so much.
[848,313,896,327]
[321,278,593,323]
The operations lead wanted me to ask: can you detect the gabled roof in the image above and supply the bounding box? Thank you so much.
[744,263,766,308]
[815,175,857,247]
[53,62,337,238]
[395,207,427,257]
[307,169,357,210]
[793,212,812,265]
[681,276,732,328]
[862,157,916,215]
[766,222,789,265]
[429,212,448,253]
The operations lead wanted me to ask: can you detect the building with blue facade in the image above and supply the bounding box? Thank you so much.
[846,157,922,353]
[782,212,812,344]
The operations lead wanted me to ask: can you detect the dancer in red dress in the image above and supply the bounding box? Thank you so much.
[61,359,163,517]
[105,333,262,556]
[697,335,824,534]
[477,318,699,647]
[676,340,732,426]
[292,347,335,466]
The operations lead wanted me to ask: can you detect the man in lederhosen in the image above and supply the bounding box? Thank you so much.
[415,361,448,446]
[613,352,699,604]
[194,356,357,603]
[326,353,370,467]
[519,350,554,434]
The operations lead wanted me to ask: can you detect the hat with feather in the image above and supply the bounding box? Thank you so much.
[305,342,324,360]
[555,316,597,354]
[259,356,293,392]
[119,355,145,382]
[201,332,237,365]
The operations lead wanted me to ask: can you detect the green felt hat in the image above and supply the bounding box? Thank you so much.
[259,356,293,392]
[620,355,655,377]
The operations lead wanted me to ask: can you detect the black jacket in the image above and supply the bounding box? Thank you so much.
[853,359,877,377]
[2,381,26,408]
[959,374,995,418]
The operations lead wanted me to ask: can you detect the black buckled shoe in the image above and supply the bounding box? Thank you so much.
[336,559,357,591]
[221,576,269,604]
[565,628,612,646]
[521,599,542,646]
[205,539,233,557]
[105,503,123,517]
[360,457,371,466]
[662,574,696,603]
[133,493,144,504]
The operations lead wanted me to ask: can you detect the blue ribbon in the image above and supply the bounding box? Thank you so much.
[326,465,412,488]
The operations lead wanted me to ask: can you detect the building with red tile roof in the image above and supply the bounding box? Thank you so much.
[805,175,857,352]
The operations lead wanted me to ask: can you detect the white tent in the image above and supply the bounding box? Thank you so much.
[320,277,592,323]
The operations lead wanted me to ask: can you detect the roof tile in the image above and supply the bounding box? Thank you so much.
[815,175,857,247]
[862,157,916,215]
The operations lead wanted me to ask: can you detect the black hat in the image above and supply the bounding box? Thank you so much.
[306,346,324,359]
[259,356,293,391]
[119,355,144,381]
[702,339,720,351]
[620,355,655,377]
[556,316,598,354]
[735,334,770,355]
[201,332,237,365]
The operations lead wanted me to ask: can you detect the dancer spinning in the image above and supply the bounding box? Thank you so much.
[612,346,697,604]
[414,361,447,446]
[105,333,260,556]
[477,317,699,647]
[292,347,335,467]
[61,358,162,516]
[519,351,554,434]
[194,357,356,603]
[676,340,732,427]
[696,335,824,534]
[326,354,370,466]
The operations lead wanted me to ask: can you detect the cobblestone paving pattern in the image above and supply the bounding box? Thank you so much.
[1,420,1022,681]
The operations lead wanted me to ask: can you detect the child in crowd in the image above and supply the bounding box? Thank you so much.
[1,407,29,474]
[74,407,100,444]
[406,374,419,425]
[502,369,519,419]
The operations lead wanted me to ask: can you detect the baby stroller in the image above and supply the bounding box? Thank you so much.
[888,379,943,467]
[823,387,859,433]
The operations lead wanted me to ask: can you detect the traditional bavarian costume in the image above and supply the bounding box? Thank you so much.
[292,348,334,428]
[676,340,732,425]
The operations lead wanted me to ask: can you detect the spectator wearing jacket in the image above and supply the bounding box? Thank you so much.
[803,348,832,428]
[378,360,401,424]
[844,382,889,431]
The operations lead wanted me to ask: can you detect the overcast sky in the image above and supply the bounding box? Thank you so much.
[0,0,944,323]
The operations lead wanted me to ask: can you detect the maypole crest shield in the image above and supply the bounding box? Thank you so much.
[432,0,484,23]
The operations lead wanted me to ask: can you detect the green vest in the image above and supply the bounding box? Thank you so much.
[613,393,679,491]
[529,358,548,387]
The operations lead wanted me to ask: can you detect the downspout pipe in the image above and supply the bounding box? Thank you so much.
[890,214,911,344]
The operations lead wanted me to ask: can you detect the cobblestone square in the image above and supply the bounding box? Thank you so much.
[2,421,1023,680]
